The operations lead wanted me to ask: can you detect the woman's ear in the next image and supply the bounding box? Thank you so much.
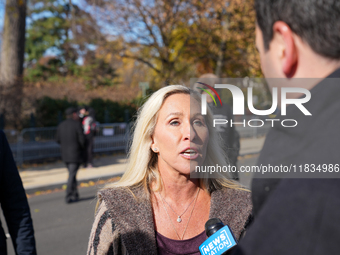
[151,137,158,153]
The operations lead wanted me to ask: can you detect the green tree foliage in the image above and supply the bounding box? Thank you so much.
[89,98,137,123]
[81,50,119,88]
[25,0,119,87]
[25,1,70,66]
[35,96,77,127]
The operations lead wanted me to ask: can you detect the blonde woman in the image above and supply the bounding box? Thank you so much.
[87,85,252,255]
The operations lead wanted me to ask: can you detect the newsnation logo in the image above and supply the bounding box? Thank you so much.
[199,227,237,255]
[197,82,312,128]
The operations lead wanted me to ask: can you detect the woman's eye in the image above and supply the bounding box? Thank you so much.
[193,120,204,126]
[170,120,180,126]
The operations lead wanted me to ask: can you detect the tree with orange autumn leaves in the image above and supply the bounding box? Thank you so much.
[187,0,261,78]
[85,0,262,86]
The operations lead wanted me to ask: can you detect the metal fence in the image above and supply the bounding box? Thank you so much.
[6,123,131,165]
[5,118,271,165]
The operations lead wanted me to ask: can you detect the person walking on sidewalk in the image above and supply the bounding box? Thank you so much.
[57,107,85,203]
[82,107,97,168]
[0,130,37,254]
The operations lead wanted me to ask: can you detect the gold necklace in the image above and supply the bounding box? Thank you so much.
[158,188,200,240]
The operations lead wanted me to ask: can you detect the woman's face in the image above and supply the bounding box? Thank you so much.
[151,93,209,176]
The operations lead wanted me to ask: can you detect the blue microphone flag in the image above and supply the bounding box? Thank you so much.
[199,225,237,255]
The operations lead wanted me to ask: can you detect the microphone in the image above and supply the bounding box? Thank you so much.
[199,218,237,255]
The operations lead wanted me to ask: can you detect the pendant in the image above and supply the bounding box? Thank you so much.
[177,216,182,223]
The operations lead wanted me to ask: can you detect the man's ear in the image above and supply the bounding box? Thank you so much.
[273,21,298,78]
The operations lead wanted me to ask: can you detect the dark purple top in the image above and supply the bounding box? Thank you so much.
[156,231,206,255]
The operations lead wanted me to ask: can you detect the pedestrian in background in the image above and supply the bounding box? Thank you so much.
[82,107,97,168]
[78,106,87,123]
[0,130,37,254]
[56,107,85,203]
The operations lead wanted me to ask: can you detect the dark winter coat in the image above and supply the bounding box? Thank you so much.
[208,102,240,166]
[234,68,340,254]
[0,130,37,254]
[56,118,85,163]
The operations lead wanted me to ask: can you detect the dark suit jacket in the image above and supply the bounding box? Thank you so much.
[0,130,37,254]
[56,118,85,163]
[234,68,340,254]
[208,102,239,166]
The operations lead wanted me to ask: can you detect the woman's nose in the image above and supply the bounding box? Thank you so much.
[183,122,196,141]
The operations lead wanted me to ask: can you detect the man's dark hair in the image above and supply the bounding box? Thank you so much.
[255,0,340,59]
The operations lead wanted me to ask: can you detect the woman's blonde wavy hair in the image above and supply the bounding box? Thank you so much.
[103,85,245,198]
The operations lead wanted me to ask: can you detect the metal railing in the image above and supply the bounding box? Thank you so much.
[6,123,131,165]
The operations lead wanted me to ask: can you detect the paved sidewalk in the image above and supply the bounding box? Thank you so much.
[20,137,265,193]
[239,136,265,156]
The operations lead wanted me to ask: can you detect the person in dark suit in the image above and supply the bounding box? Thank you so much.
[56,107,85,203]
[193,74,240,179]
[232,0,340,254]
[0,130,37,254]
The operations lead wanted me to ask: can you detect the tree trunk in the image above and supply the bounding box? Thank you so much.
[215,10,229,78]
[69,0,76,39]
[215,40,226,78]
[0,0,26,128]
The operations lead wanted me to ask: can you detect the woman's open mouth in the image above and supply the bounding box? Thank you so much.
[180,148,199,160]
